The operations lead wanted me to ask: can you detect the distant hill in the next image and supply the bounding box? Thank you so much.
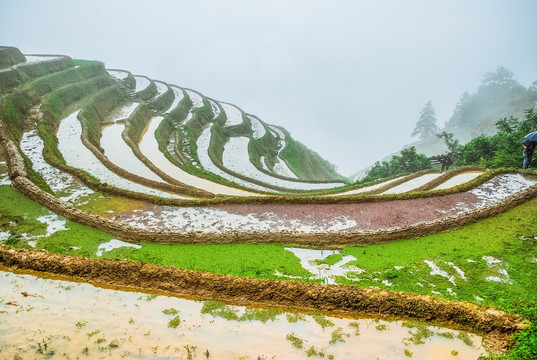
[356,67,537,180]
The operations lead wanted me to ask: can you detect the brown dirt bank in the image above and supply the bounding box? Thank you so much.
[0,246,525,353]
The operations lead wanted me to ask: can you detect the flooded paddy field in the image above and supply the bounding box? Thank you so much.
[100,122,166,183]
[56,111,187,200]
[0,270,489,359]
[138,116,258,196]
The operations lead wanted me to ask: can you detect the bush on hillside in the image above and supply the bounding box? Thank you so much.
[361,146,431,183]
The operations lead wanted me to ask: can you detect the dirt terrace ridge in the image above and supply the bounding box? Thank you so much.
[0,246,524,353]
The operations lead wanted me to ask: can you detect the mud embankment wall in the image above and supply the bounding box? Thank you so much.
[0,246,523,352]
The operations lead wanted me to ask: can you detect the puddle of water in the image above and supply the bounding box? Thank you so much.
[100,123,166,183]
[182,90,204,125]
[154,81,169,98]
[247,115,266,139]
[285,247,363,284]
[0,160,10,185]
[23,55,62,64]
[164,86,185,114]
[19,130,94,205]
[221,102,244,127]
[115,207,357,234]
[57,111,186,200]
[35,215,67,237]
[109,103,140,123]
[196,124,275,193]
[106,70,129,80]
[268,125,300,180]
[133,76,150,93]
[208,99,220,118]
[434,172,484,190]
[381,173,444,194]
[0,271,489,359]
[222,136,345,191]
[331,176,407,196]
[138,116,258,196]
[470,174,535,204]
[96,239,141,256]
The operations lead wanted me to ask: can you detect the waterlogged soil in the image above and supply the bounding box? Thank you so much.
[434,172,484,190]
[381,173,444,194]
[103,174,536,235]
[100,123,165,183]
[196,124,276,193]
[57,111,185,200]
[0,270,489,359]
[138,116,259,196]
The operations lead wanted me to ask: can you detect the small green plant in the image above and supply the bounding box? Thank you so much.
[5,235,19,246]
[286,312,306,323]
[402,321,434,345]
[201,301,239,320]
[329,327,348,344]
[456,332,474,346]
[37,339,55,358]
[144,294,157,301]
[168,315,181,328]
[313,253,343,266]
[349,321,360,335]
[82,347,89,355]
[205,349,210,358]
[184,345,197,360]
[451,350,459,356]
[437,331,455,339]
[286,333,304,349]
[385,269,399,279]
[305,346,326,358]
[96,338,106,344]
[239,307,282,323]
[404,349,413,357]
[311,313,335,329]
[375,324,387,331]
[306,346,318,357]
[87,330,100,337]
[76,320,88,328]
[162,308,179,315]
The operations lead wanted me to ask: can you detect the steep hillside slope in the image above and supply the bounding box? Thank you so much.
[3,48,537,358]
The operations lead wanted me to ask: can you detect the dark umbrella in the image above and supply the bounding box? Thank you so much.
[524,131,537,142]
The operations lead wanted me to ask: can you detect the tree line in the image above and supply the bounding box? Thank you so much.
[360,67,537,183]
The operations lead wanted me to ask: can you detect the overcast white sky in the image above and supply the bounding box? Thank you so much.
[1,0,536,176]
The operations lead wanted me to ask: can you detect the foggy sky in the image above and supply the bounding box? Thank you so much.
[1,0,536,176]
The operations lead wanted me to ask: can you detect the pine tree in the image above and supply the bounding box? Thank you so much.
[412,101,439,140]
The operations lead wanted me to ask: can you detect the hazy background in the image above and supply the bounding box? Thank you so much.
[1,0,536,176]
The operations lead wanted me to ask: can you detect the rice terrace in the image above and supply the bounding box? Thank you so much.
[1,46,537,359]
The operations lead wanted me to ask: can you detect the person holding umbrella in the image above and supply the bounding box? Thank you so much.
[521,131,537,169]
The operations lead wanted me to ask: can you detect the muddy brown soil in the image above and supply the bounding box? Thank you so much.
[214,192,479,231]
[0,246,524,353]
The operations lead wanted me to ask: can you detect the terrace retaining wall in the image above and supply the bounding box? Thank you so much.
[0,246,524,352]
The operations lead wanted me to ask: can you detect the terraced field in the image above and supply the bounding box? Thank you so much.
[1,46,537,359]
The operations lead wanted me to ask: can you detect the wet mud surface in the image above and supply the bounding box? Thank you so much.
[213,192,479,231]
[0,246,524,353]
